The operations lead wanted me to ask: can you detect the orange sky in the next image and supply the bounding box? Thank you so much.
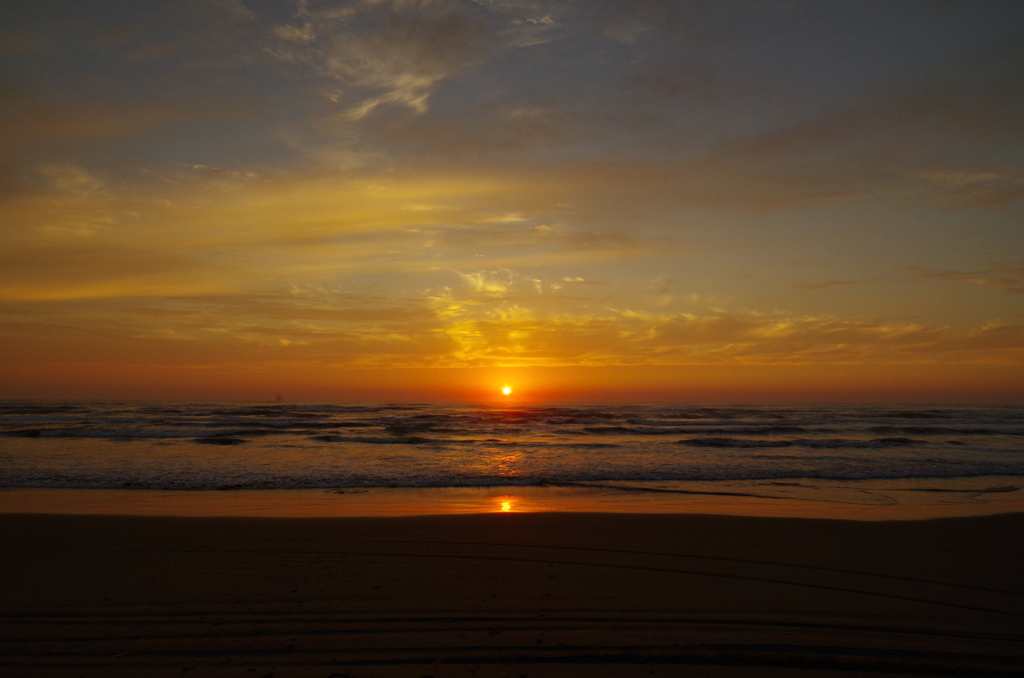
[1,0,1023,402]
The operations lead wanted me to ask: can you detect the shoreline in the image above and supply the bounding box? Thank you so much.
[3,481,1024,520]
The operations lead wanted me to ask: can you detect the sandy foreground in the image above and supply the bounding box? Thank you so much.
[1,511,1023,678]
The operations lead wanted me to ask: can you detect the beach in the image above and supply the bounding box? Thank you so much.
[3,506,1023,677]
[3,401,1024,675]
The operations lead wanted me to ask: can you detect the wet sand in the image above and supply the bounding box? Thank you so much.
[4,484,1024,519]
[2,511,1023,677]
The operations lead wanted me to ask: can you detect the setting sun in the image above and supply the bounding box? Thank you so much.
[502,386,512,395]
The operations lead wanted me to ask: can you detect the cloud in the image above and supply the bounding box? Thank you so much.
[623,55,719,99]
[0,289,451,367]
[907,167,1024,210]
[792,279,864,291]
[0,81,157,147]
[0,162,676,304]
[0,77,253,155]
[908,263,1024,294]
[0,26,53,55]
[580,0,680,44]
[502,13,559,47]
[455,268,541,296]
[708,37,1024,210]
[206,0,255,23]
[409,270,1024,368]
[349,96,571,160]
[3,267,1021,370]
[422,306,1024,368]
[38,165,107,197]
[274,23,316,42]
[255,2,1024,216]
[276,0,497,119]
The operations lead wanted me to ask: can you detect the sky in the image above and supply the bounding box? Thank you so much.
[1,0,1023,403]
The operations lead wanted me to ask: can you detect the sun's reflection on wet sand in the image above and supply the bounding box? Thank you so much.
[494,495,523,512]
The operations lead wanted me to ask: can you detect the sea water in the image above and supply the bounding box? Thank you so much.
[1,401,1022,513]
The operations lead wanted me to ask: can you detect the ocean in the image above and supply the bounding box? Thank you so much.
[1,401,1023,514]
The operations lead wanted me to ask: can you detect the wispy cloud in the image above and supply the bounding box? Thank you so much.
[455,268,540,296]
[791,279,864,291]
[908,263,1024,294]
[708,38,1024,210]
[274,0,497,119]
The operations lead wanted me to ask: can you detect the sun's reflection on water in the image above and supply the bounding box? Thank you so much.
[493,453,521,478]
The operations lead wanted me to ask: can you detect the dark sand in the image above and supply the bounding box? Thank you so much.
[2,512,1023,677]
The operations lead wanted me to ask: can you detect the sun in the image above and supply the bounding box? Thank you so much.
[501,385,512,396]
